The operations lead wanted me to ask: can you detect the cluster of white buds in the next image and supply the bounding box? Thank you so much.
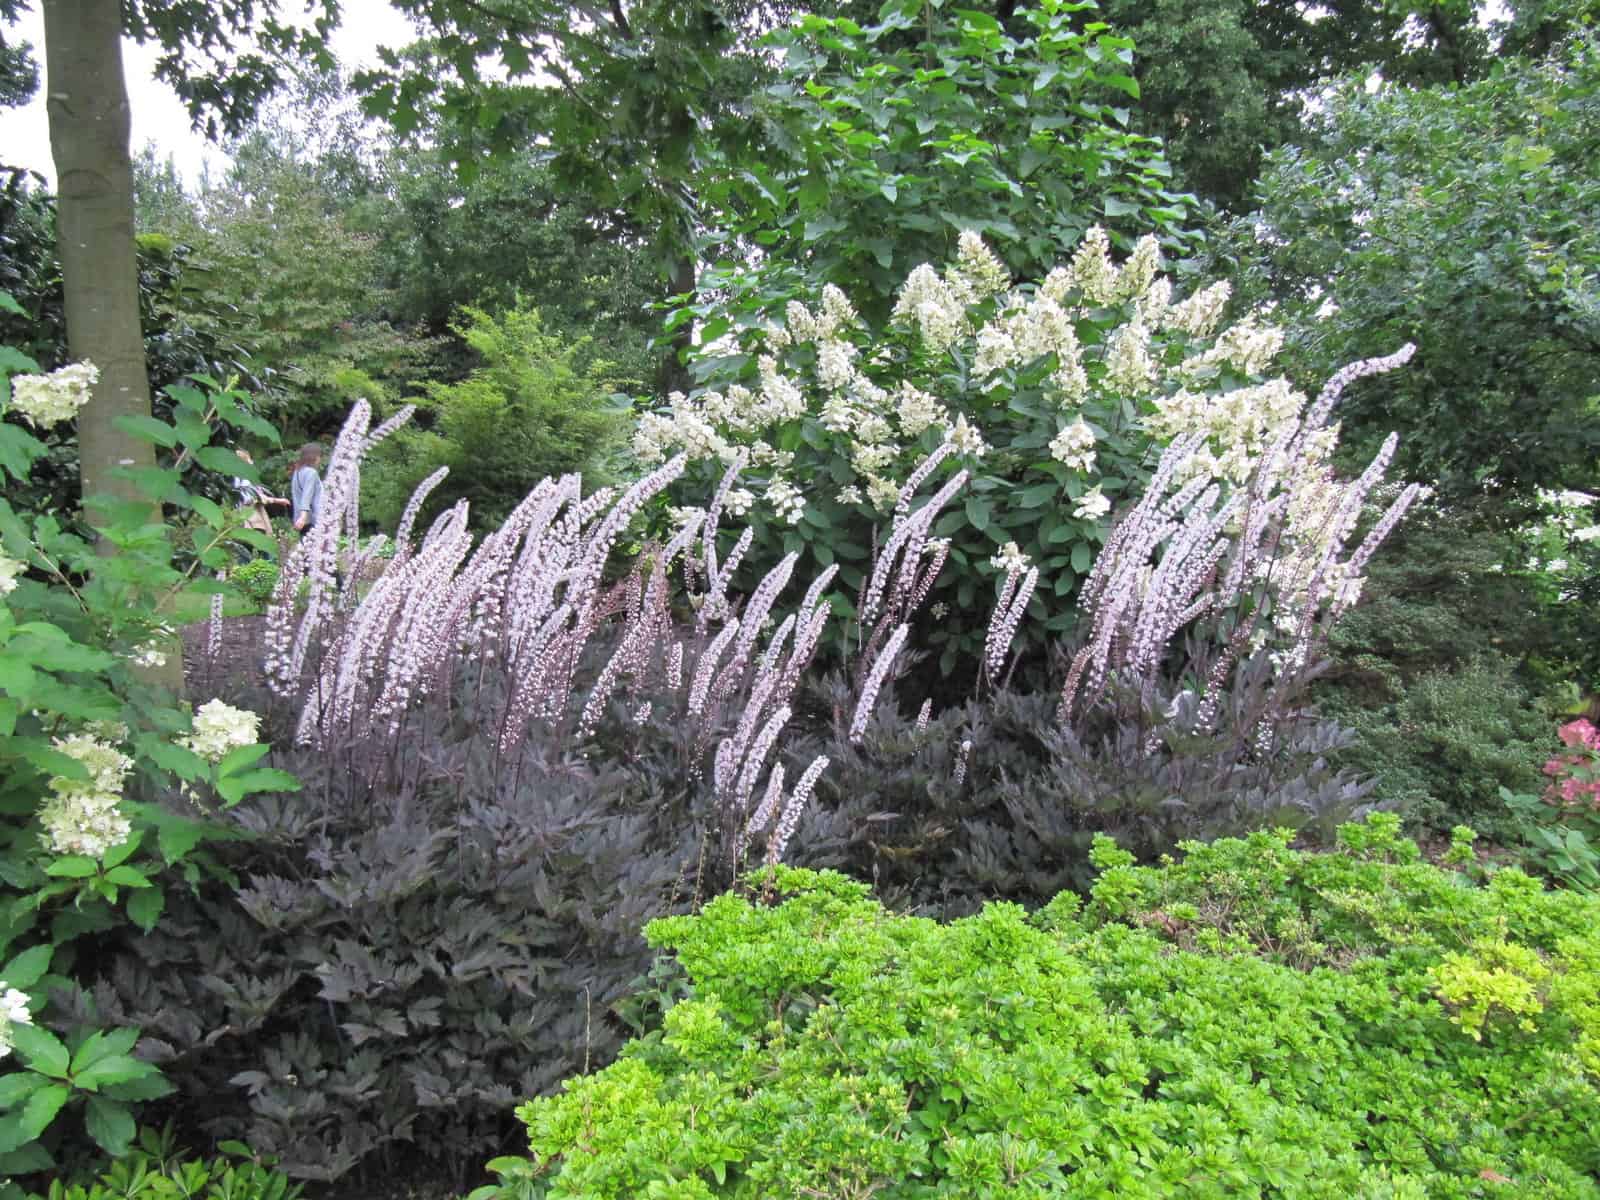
[0,553,24,597]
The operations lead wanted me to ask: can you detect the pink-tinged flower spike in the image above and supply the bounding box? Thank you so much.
[207,593,224,663]
[701,452,748,587]
[862,470,968,625]
[915,699,932,734]
[849,623,908,743]
[688,619,741,719]
[698,526,754,634]
[894,442,955,518]
[666,641,684,691]
[757,614,797,677]
[733,704,793,813]
[984,566,1038,684]
[952,739,973,788]
[743,763,786,851]
[362,404,416,452]
[392,466,450,566]
[732,553,798,667]
[764,755,829,866]
[1298,343,1416,439]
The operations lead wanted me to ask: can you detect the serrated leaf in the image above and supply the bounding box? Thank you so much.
[9,1026,67,1079]
[0,1073,45,1110]
[216,743,270,777]
[0,1141,52,1174]
[100,831,143,870]
[126,888,165,933]
[43,858,99,879]
[69,1027,140,1074]
[84,1095,135,1157]
[0,945,50,990]
[111,415,178,448]
[15,1082,68,1145]
[73,1055,157,1093]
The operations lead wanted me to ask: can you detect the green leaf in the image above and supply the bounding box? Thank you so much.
[9,1026,67,1079]
[190,495,225,527]
[0,1142,52,1175]
[0,293,25,316]
[0,1073,45,1111]
[111,415,179,449]
[216,769,301,807]
[1017,482,1059,508]
[43,858,99,879]
[100,831,143,871]
[12,1083,68,1147]
[84,1095,135,1157]
[126,888,165,934]
[216,743,271,777]
[0,946,50,991]
[74,1055,156,1094]
[103,867,151,889]
[102,1072,174,1103]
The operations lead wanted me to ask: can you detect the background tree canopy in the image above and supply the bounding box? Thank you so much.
[1221,36,1600,501]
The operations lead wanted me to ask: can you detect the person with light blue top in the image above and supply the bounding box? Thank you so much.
[290,443,324,537]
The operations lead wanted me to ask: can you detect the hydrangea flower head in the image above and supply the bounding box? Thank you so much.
[8,361,99,428]
[39,733,133,859]
[179,699,261,763]
[0,982,33,1060]
[0,554,24,597]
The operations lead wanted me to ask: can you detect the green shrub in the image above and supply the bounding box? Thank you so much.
[227,558,279,609]
[489,816,1600,1198]
[1317,500,1562,838]
[1324,657,1557,841]
[363,302,627,531]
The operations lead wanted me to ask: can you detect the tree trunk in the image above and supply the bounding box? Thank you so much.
[42,0,155,512]
[43,0,183,695]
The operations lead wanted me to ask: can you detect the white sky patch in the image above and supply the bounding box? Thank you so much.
[2,0,419,187]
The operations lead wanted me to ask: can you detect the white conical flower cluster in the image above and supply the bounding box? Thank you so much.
[39,733,133,859]
[179,699,261,763]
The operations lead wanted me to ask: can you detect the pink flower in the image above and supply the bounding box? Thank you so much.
[1557,719,1600,750]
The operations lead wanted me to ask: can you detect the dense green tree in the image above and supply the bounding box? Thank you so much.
[1222,37,1600,499]
[1095,0,1505,211]
[375,149,659,389]
[689,0,1194,326]
[359,0,778,390]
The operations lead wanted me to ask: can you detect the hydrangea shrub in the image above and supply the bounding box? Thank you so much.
[0,310,298,1186]
[641,229,1387,676]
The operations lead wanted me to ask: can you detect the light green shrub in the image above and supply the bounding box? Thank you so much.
[486,815,1600,1198]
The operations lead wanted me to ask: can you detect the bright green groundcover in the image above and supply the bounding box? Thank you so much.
[488,817,1600,1199]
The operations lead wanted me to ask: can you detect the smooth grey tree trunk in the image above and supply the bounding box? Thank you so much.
[42,0,155,513]
[43,0,184,693]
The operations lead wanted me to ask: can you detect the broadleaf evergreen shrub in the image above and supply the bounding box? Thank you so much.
[492,817,1600,1198]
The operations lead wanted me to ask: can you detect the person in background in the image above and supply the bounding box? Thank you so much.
[233,449,289,538]
[291,443,324,537]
